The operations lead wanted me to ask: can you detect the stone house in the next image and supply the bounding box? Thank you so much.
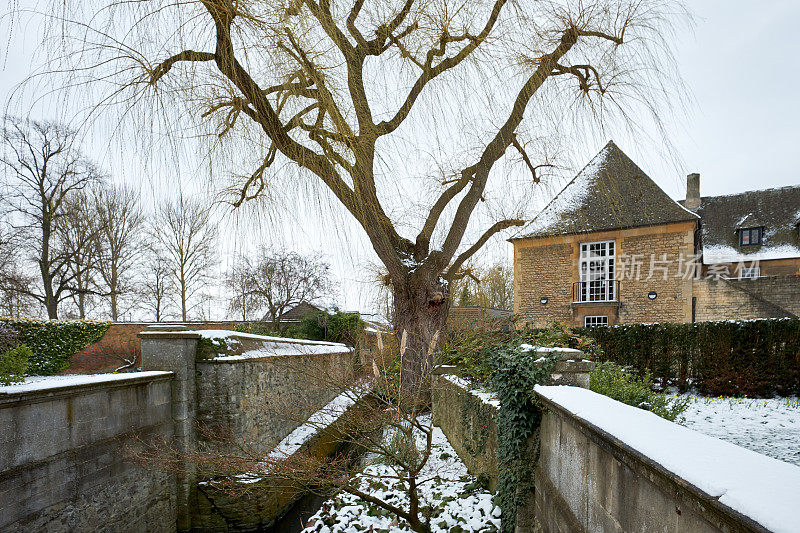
[511,141,800,327]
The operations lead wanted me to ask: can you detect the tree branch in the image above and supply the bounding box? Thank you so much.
[445,218,524,279]
[148,50,215,84]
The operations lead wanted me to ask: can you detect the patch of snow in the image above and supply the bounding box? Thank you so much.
[195,329,343,346]
[702,243,800,264]
[0,371,173,394]
[442,374,500,408]
[735,212,754,227]
[520,144,610,236]
[302,413,501,533]
[679,395,800,467]
[535,386,800,533]
[267,383,373,463]
[211,343,351,361]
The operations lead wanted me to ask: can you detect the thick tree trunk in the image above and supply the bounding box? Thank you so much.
[393,273,450,403]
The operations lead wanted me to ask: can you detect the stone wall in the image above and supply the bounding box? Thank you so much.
[65,322,239,374]
[0,373,176,533]
[195,350,357,455]
[431,374,499,490]
[448,306,513,330]
[694,275,800,322]
[432,374,782,533]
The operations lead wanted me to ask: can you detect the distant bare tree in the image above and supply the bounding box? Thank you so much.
[0,223,37,316]
[0,117,103,318]
[139,245,174,322]
[452,262,513,310]
[249,249,332,331]
[58,191,103,318]
[226,255,259,322]
[151,197,217,321]
[36,0,689,390]
[94,184,143,320]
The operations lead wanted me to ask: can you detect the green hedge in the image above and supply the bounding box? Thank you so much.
[579,318,800,397]
[0,318,111,375]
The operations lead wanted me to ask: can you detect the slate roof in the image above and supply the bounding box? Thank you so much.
[513,141,698,240]
[691,186,800,264]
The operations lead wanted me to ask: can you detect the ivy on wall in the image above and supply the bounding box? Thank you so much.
[579,318,800,397]
[0,318,111,375]
[489,344,556,533]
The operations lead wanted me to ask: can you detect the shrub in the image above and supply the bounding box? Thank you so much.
[440,321,600,385]
[295,310,365,345]
[0,318,111,375]
[233,322,282,337]
[196,337,235,360]
[590,362,689,422]
[0,344,32,385]
[580,318,800,397]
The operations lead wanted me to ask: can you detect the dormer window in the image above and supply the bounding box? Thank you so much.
[739,227,763,246]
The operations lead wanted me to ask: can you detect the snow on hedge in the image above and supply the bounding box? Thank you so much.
[302,414,501,533]
[535,385,800,533]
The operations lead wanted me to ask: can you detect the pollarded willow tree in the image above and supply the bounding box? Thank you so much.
[35,0,687,391]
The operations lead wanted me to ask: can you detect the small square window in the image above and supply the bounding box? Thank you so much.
[740,266,760,279]
[739,227,763,246]
[584,315,609,327]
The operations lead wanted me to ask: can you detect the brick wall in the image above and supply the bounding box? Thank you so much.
[514,242,574,325]
[616,230,694,324]
[65,322,239,374]
[513,222,695,327]
[448,306,512,330]
[693,275,800,321]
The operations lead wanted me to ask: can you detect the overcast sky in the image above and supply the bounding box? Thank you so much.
[1,0,799,317]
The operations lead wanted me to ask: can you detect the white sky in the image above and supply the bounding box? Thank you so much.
[1,0,799,318]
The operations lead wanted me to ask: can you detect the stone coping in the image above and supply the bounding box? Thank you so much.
[534,391,771,533]
[197,349,354,365]
[0,371,174,406]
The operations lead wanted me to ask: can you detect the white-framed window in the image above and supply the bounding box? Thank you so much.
[584,315,609,327]
[579,240,616,301]
[740,266,761,279]
[739,227,763,246]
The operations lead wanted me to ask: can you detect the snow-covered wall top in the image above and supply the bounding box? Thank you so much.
[193,329,352,361]
[535,385,800,533]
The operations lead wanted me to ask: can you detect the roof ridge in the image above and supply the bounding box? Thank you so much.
[702,184,800,200]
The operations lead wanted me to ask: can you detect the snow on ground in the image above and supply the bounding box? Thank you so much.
[301,414,501,533]
[678,395,800,467]
[0,371,172,393]
[536,386,800,533]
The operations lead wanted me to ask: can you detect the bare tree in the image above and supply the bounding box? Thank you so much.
[139,245,174,322]
[0,117,103,318]
[94,184,143,320]
[452,262,513,310]
[58,191,103,318]
[0,223,37,317]
[36,0,688,389]
[225,255,259,322]
[151,197,217,321]
[249,249,332,331]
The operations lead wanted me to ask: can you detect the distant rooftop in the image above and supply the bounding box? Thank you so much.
[691,185,800,264]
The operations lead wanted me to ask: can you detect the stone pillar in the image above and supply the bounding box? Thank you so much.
[534,347,595,388]
[139,324,201,532]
